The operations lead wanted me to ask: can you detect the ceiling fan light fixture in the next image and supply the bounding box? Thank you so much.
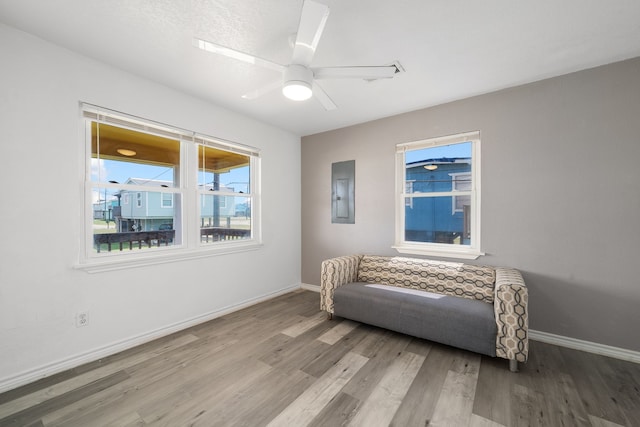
[282,64,313,101]
[283,81,312,101]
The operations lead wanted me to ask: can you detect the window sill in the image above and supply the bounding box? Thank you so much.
[392,243,484,260]
[75,241,263,274]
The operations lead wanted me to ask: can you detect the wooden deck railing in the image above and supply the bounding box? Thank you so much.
[200,227,250,243]
[94,228,250,252]
[94,230,176,252]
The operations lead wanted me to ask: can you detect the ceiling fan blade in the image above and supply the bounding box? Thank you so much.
[291,0,330,66]
[193,38,284,73]
[313,65,398,80]
[312,82,337,111]
[241,80,283,100]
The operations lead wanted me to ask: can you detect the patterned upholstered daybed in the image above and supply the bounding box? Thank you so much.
[320,255,528,371]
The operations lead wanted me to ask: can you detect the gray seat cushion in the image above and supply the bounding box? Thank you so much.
[333,282,497,357]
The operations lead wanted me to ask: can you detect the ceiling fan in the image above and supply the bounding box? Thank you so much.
[194,0,401,110]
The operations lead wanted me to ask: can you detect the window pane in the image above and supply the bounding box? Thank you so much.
[198,145,250,194]
[200,194,251,243]
[92,188,178,253]
[453,173,472,191]
[92,122,179,187]
[405,142,471,193]
[161,193,173,208]
[405,196,471,244]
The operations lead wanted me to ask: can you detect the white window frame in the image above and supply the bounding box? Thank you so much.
[404,180,415,209]
[77,103,262,273]
[449,171,472,214]
[161,193,173,208]
[393,131,483,260]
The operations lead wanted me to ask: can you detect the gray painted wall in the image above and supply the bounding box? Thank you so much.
[301,57,640,352]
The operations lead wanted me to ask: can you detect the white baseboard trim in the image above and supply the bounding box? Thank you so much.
[0,284,300,394]
[529,329,640,364]
[300,283,320,292]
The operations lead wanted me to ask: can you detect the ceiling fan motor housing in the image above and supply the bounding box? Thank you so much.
[283,64,314,100]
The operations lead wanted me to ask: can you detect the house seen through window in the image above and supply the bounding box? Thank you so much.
[85,105,259,262]
[394,131,481,259]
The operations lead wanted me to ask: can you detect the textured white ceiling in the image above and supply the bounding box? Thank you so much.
[1,0,640,136]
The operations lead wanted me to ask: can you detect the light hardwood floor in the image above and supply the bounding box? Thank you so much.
[1,290,639,426]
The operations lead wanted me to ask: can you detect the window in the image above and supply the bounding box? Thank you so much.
[450,172,471,214]
[161,193,173,208]
[81,104,261,271]
[394,131,482,259]
[197,144,252,243]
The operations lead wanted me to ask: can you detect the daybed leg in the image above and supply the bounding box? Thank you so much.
[327,313,333,320]
[509,359,519,373]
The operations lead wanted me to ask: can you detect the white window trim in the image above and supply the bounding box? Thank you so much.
[393,131,483,260]
[161,193,173,208]
[449,171,471,214]
[404,180,415,209]
[76,103,262,273]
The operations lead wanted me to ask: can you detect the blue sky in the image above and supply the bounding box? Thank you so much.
[405,142,471,163]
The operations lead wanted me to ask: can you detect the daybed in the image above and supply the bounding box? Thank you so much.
[320,255,528,371]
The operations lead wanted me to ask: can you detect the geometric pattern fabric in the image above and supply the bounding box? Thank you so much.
[320,254,529,363]
[357,255,496,304]
[494,267,529,362]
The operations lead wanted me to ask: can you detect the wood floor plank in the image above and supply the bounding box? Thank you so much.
[342,330,412,401]
[349,325,396,358]
[281,311,327,338]
[542,372,591,426]
[204,367,316,426]
[0,370,129,427]
[591,353,640,425]
[0,333,198,419]
[588,414,627,427]
[429,353,481,427]
[347,351,425,427]
[141,360,274,427]
[469,413,507,426]
[511,383,550,427]
[265,351,369,427]
[259,333,331,375]
[42,333,244,425]
[138,359,272,424]
[389,344,453,427]
[555,345,631,426]
[317,319,359,345]
[41,382,140,427]
[102,412,145,427]
[403,336,434,357]
[1,291,639,427]
[307,391,360,427]
[0,371,78,406]
[473,355,516,426]
[301,325,368,379]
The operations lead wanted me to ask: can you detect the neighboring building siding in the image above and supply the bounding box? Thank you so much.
[98,178,238,232]
[405,159,471,244]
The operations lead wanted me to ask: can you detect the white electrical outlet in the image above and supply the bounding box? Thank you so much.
[76,311,89,327]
